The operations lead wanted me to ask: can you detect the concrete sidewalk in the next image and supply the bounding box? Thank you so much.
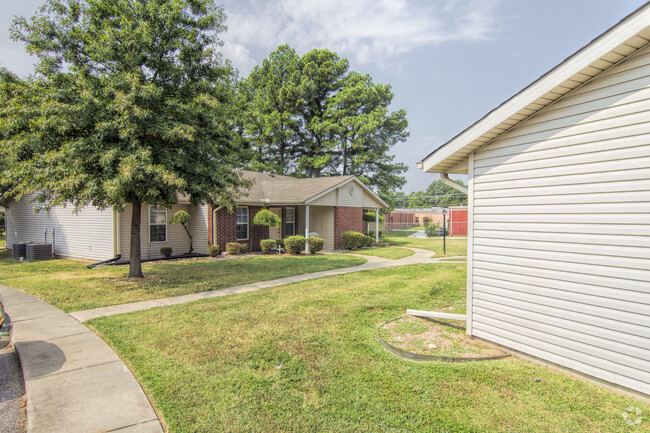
[0,285,163,433]
[71,247,458,322]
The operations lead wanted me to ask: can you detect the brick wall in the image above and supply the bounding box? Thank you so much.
[210,206,270,252]
[334,206,363,249]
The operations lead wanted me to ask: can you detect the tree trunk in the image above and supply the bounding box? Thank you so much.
[128,200,144,278]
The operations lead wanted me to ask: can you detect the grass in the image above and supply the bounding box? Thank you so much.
[384,235,467,257]
[88,263,648,433]
[0,233,4,248]
[0,252,365,312]
[350,246,415,260]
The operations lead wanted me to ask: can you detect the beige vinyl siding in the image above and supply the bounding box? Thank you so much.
[310,190,337,206]
[470,45,650,396]
[5,196,115,260]
[119,204,195,260]
[362,194,385,209]
[188,205,209,255]
[337,182,364,207]
[322,207,335,250]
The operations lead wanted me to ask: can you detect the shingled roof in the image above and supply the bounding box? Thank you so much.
[237,170,387,207]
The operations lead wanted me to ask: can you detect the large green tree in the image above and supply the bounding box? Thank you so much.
[4,0,249,277]
[238,44,302,175]
[239,45,408,193]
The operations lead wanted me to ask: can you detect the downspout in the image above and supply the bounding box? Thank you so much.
[212,206,223,246]
[440,173,468,194]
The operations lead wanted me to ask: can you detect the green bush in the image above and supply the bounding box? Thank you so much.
[363,235,374,247]
[341,231,369,250]
[284,236,306,255]
[226,242,242,255]
[160,247,172,257]
[260,239,277,254]
[424,223,448,237]
[362,211,384,223]
[253,209,281,227]
[239,242,249,254]
[368,231,383,238]
[307,237,324,253]
[208,245,220,257]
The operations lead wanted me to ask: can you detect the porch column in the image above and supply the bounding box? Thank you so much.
[304,205,310,254]
[375,208,380,243]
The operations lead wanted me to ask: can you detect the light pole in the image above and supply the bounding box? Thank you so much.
[442,208,447,255]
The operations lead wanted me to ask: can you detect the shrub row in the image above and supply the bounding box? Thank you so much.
[341,231,374,250]
[226,242,249,255]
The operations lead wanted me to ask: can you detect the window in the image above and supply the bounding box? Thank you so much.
[236,207,248,240]
[149,207,167,242]
[285,208,295,236]
[415,217,419,223]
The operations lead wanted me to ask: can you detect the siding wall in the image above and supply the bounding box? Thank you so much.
[470,45,650,395]
[119,204,197,260]
[5,197,115,260]
[337,183,364,207]
[189,205,209,255]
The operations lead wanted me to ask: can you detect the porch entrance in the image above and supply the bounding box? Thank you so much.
[269,208,282,240]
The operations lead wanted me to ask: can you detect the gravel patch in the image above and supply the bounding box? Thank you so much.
[0,345,26,433]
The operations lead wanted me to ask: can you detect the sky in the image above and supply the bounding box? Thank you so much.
[1,0,648,192]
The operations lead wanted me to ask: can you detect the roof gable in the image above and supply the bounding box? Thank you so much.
[238,170,388,207]
[419,3,650,174]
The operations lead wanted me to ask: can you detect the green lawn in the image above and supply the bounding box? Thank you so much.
[384,236,467,257]
[89,263,647,433]
[351,246,414,260]
[0,252,365,312]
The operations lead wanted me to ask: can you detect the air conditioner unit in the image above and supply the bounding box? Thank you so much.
[12,242,28,259]
[26,243,53,261]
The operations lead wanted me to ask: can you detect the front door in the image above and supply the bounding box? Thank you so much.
[269,208,282,240]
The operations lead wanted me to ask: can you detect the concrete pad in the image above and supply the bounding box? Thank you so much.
[0,287,41,307]
[25,360,159,433]
[12,311,87,342]
[16,332,119,381]
[5,299,64,323]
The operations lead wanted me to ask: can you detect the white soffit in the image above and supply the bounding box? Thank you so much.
[419,3,650,174]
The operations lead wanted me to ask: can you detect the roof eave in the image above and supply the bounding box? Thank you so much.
[419,3,650,174]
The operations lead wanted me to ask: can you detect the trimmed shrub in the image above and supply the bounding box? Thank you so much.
[284,235,306,255]
[226,242,242,255]
[208,245,220,257]
[239,243,249,254]
[362,211,384,223]
[425,223,439,237]
[253,209,281,227]
[363,235,374,248]
[341,231,367,250]
[260,239,277,254]
[307,237,324,253]
[368,231,383,238]
[160,247,172,257]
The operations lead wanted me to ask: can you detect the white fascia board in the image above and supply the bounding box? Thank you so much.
[420,5,650,173]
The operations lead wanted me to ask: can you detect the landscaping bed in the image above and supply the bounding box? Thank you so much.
[378,315,507,359]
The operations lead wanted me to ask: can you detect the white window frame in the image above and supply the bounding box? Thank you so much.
[149,206,167,243]
[285,208,295,236]
[236,206,249,240]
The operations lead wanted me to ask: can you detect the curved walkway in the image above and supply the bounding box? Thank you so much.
[2,247,464,433]
[70,247,454,322]
[0,285,163,433]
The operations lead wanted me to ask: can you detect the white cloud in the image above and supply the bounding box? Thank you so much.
[220,41,257,74]
[221,0,502,70]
